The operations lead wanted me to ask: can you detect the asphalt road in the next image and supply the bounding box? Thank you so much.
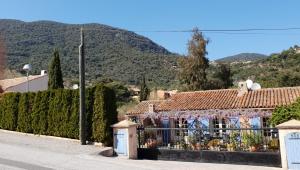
[0,129,281,170]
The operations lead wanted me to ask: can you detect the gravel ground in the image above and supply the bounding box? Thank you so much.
[0,129,281,170]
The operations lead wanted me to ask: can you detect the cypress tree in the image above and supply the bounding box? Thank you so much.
[17,92,35,133]
[86,87,95,141]
[92,84,117,146]
[215,64,233,89]
[1,93,19,130]
[68,90,79,139]
[48,49,64,89]
[60,89,72,138]
[47,89,63,136]
[32,91,50,134]
[139,76,149,101]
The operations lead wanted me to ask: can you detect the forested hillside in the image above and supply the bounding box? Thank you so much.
[0,19,179,87]
[231,47,300,88]
[216,53,268,63]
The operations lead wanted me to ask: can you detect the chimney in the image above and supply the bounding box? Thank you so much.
[41,70,47,75]
[148,104,155,113]
[238,81,248,97]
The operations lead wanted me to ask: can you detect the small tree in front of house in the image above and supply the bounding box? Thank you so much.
[139,76,149,101]
[48,49,64,89]
[178,28,209,91]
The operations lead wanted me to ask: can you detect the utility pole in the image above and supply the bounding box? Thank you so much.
[79,27,86,145]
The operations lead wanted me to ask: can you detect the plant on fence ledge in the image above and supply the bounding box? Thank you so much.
[227,131,240,151]
[207,139,221,151]
[242,132,262,152]
[145,138,157,148]
[187,135,199,150]
[268,138,279,151]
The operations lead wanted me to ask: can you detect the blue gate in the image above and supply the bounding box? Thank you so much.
[114,129,128,156]
[285,132,300,170]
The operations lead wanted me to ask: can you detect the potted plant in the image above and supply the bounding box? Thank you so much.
[207,139,220,151]
[242,133,261,152]
[227,131,240,151]
[187,135,198,150]
[268,138,279,151]
[145,138,157,148]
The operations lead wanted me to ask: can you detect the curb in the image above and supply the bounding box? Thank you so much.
[0,129,104,147]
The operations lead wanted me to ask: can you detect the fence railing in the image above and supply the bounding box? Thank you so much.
[137,127,279,152]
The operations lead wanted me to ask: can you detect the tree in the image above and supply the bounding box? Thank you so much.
[17,92,35,133]
[178,28,209,91]
[271,98,300,126]
[0,93,19,130]
[214,64,233,89]
[92,84,118,146]
[48,49,64,89]
[31,91,50,134]
[139,76,149,101]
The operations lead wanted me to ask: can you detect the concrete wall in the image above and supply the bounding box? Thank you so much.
[278,129,300,169]
[6,75,48,93]
[138,148,281,167]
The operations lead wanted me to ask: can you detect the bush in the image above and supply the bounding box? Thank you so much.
[86,87,95,141]
[0,85,117,146]
[17,92,35,133]
[270,99,300,126]
[31,91,51,134]
[0,93,20,130]
[92,84,118,146]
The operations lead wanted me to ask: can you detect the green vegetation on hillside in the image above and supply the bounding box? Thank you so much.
[216,53,268,63]
[231,46,300,88]
[0,19,179,88]
[1,19,300,90]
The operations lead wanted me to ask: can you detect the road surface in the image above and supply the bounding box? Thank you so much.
[0,129,280,170]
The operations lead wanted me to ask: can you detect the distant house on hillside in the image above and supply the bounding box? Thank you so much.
[0,70,48,93]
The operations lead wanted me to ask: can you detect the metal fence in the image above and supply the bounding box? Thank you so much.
[137,127,279,152]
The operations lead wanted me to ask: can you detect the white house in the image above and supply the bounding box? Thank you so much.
[0,70,48,93]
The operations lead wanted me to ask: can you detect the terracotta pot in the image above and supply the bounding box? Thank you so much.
[249,146,258,152]
[196,143,201,150]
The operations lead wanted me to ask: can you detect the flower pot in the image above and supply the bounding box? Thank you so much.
[249,145,258,152]
[196,143,201,150]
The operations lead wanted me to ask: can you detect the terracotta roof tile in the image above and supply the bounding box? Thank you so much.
[128,86,300,115]
[127,100,164,115]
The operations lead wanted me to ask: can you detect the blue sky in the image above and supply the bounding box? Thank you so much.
[1,0,300,60]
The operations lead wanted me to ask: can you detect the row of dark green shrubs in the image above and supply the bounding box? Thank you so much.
[0,84,118,146]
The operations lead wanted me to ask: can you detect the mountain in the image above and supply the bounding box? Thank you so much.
[215,53,268,63]
[230,47,300,88]
[0,19,180,87]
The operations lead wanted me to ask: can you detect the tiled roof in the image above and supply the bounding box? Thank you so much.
[0,75,47,91]
[128,100,164,115]
[128,86,300,115]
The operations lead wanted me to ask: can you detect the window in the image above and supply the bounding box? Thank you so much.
[212,118,226,136]
[175,118,188,136]
[262,117,271,136]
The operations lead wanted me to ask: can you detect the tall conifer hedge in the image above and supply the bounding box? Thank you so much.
[0,84,117,146]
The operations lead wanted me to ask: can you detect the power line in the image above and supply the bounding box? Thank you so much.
[134,27,300,33]
[81,27,300,37]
